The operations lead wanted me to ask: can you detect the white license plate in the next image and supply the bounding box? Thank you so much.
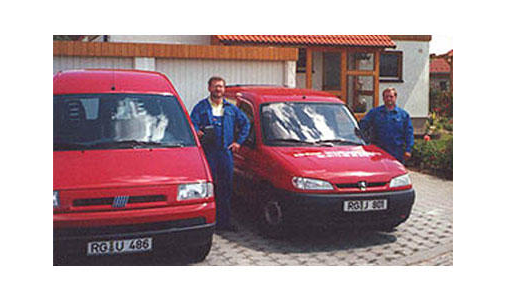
[87,237,153,256]
[343,199,388,212]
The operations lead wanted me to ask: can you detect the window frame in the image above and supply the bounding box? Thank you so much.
[379,50,403,83]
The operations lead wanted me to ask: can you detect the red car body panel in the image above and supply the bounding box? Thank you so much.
[53,69,178,95]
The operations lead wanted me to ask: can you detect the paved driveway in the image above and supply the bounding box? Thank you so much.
[193,170,453,266]
[65,170,452,266]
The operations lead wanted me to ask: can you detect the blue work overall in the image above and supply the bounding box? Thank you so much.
[190,98,250,230]
[205,115,234,229]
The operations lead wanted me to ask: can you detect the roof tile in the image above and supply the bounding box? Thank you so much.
[215,35,395,48]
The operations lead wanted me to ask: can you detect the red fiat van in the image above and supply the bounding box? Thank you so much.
[53,70,215,264]
[225,86,415,236]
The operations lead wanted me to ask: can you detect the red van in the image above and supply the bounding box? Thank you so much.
[225,86,415,236]
[53,70,215,264]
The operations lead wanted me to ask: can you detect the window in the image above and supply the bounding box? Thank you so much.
[237,100,255,146]
[323,52,342,91]
[347,52,374,71]
[54,94,196,150]
[260,102,364,145]
[380,51,403,82]
[296,48,307,73]
[439,81,448,91]
[347,75,374,113]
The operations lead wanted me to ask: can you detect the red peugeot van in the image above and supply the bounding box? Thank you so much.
[53,70,215,264]
[225,86,415,236]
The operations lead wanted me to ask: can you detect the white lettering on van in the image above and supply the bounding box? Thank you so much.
[293,151,378,158]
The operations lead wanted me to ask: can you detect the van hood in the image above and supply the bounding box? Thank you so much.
[53,147,210,190]
[270,145,407,183]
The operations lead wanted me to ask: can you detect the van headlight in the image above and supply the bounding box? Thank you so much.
[53,191,60,208]
[389,174,411,188]
[292,177,334,190]
[177,182,214,200]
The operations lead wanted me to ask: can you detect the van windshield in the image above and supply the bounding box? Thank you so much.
[261,102,365,146]
[54,94,196,151]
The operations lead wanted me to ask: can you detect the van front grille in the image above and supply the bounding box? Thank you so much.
[73,195,166,207]
[336,182,388,189]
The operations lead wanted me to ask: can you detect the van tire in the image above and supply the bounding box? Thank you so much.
[257,188,286,238]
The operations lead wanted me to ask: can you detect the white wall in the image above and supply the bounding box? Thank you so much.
[53,54,288,111]
[109,35,211,45]
[156,58,285,110]
[380,40,430,118]
[53,56,133,74]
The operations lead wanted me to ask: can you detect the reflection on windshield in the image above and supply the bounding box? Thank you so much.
[54,94,195,150]
[109,98,169,141]
[261,102,364,145]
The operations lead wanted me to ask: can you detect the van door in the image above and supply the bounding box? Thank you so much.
[233,97,258,197]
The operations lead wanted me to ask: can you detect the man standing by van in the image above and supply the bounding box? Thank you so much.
[359,87,414,164]
[190,77,250,231]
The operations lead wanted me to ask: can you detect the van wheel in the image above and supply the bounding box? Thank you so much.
[258,199,286,238]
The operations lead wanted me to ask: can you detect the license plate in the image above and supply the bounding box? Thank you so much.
[87,237,153,256]
[343,199,388,212]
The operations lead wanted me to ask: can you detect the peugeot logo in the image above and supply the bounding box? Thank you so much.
[358,181,367,191]
[112,196,129,208]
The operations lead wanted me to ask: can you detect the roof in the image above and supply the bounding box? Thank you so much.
[53,69,177,95]
[225,85,345,105]
[215,35,396,48]
[430,58,451,73]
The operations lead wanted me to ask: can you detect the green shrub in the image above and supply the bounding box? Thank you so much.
[409,134,453,179]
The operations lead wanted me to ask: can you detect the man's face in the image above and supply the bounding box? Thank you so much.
[383,90,397,109]
[208,80,225,100]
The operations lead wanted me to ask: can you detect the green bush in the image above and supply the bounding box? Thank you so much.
[409,134,453,179]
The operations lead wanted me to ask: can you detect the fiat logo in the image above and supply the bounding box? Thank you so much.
[358,181,367,191]
[112,196,129,208]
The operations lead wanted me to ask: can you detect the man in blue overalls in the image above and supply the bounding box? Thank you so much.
[190,76,250,231]
[359,87,414,164]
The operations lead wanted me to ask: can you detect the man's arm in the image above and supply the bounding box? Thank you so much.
[234,108,251,145]
[404,113,414,154]
[190,103,204,138]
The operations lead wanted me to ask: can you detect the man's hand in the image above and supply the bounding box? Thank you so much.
[404,152,412,160]
[197,130,204,139]
[228,142,241,153]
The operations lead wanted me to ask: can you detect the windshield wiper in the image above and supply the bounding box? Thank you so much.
[53,142,91,150]
[88,140,184,149]
[313,138,364,146]
[268,138,317,145]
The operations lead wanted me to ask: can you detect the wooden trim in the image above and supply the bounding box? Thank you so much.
[389,35,432,42]
[306,48,313,89]
[53,41,298,61]
[341,52,347,103]
[374,51,380,108]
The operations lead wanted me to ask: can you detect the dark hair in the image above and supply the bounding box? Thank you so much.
[208,76,226,86]
[382,87,397,97]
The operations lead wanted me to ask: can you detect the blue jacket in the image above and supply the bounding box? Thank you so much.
[190,98,250,150]
[359,105,414,162]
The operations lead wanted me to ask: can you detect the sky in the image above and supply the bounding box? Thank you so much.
[429,35,453,55]
[53,0,453,54]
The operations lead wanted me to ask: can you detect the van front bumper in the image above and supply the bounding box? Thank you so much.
[272,188,415,229]
[53,217,214,263]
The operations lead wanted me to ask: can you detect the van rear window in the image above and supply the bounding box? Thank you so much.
[54,94,196,151]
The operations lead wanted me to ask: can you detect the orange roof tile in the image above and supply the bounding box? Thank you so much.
[430,57,451,73]
[215,35,396,48]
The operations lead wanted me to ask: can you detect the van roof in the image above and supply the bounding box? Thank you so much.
[53,69,177,95]
[225,85,344,105]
